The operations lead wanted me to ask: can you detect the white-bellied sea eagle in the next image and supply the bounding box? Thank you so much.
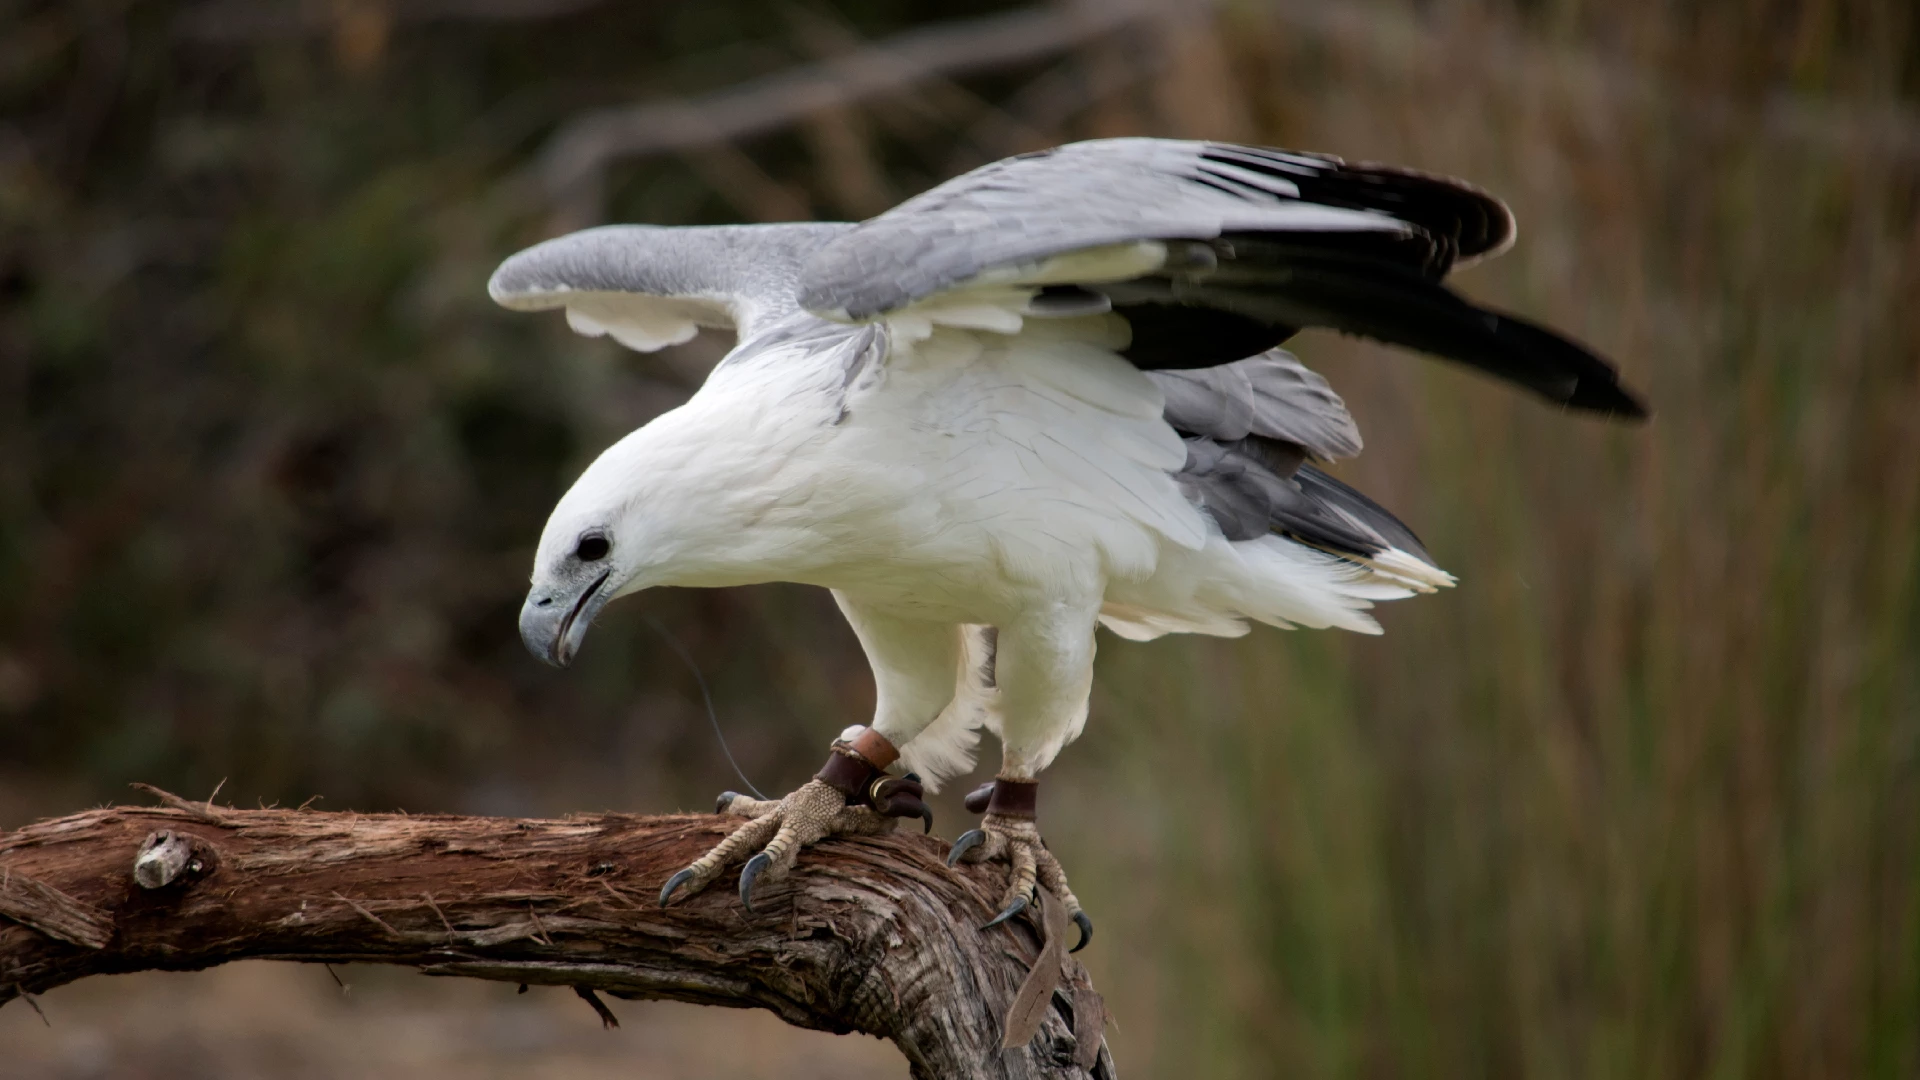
[494,138,1646,949]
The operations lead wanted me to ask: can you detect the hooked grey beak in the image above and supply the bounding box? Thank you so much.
[520,570,611,668]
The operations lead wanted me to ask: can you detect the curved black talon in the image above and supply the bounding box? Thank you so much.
[920,807,935,834]
[980,893,1029,932]
[658,868,694,908]
[1070,911,1094,953]
[947,829,986,867]
[738,851,772,913]
[714,791,740,814]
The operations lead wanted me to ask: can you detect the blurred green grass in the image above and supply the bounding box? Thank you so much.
[2,0,1916,1076]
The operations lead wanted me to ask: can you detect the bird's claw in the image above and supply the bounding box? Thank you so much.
[738,851,771,913]
[1070,910,1093,953]
[658,868,695,907]
[976,889,1091,950]
[947,828,987,866]
[981,891,1030,931]
[658,779,900,915]
[949,812,1095,950]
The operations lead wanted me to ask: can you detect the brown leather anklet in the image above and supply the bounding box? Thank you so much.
[812,727,928,824]
[848,727,901,770]
[814,726,901,797]
[965,777,1038,820]
[814,748,877,800]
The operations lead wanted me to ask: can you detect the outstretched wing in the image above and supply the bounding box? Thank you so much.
[799,138,1644,418]
[489,222,853,351]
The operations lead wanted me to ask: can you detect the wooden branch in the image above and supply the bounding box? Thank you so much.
[0,790,1112,1079]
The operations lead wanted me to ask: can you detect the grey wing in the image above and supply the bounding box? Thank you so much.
[798,138,1447,319]
[1150,349,1363,461]
[799,138,1643,418]
[490,222,854,351]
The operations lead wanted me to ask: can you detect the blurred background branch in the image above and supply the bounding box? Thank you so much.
[510,0,1920,229]
[529,0,1165,225]
[176,0,615,42]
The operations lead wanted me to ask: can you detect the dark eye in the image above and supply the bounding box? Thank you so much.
[575,533,611,562]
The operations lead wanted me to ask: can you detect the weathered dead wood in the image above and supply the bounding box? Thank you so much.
[0,872,113,951]
[0,790,1112,1079]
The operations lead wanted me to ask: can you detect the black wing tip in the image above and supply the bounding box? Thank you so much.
[1564,379,1651,422]
[1485,310,1648,422]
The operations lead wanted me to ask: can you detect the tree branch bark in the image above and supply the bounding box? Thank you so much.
[0,788,1112,1079]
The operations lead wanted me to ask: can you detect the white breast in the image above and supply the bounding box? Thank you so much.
[784,317,1206,611]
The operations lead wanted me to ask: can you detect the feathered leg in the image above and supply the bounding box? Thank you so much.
[947,600,1100,951]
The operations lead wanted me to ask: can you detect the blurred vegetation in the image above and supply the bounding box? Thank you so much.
[2,0,1917,1077]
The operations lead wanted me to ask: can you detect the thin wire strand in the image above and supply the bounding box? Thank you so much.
[642,614,768,800]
